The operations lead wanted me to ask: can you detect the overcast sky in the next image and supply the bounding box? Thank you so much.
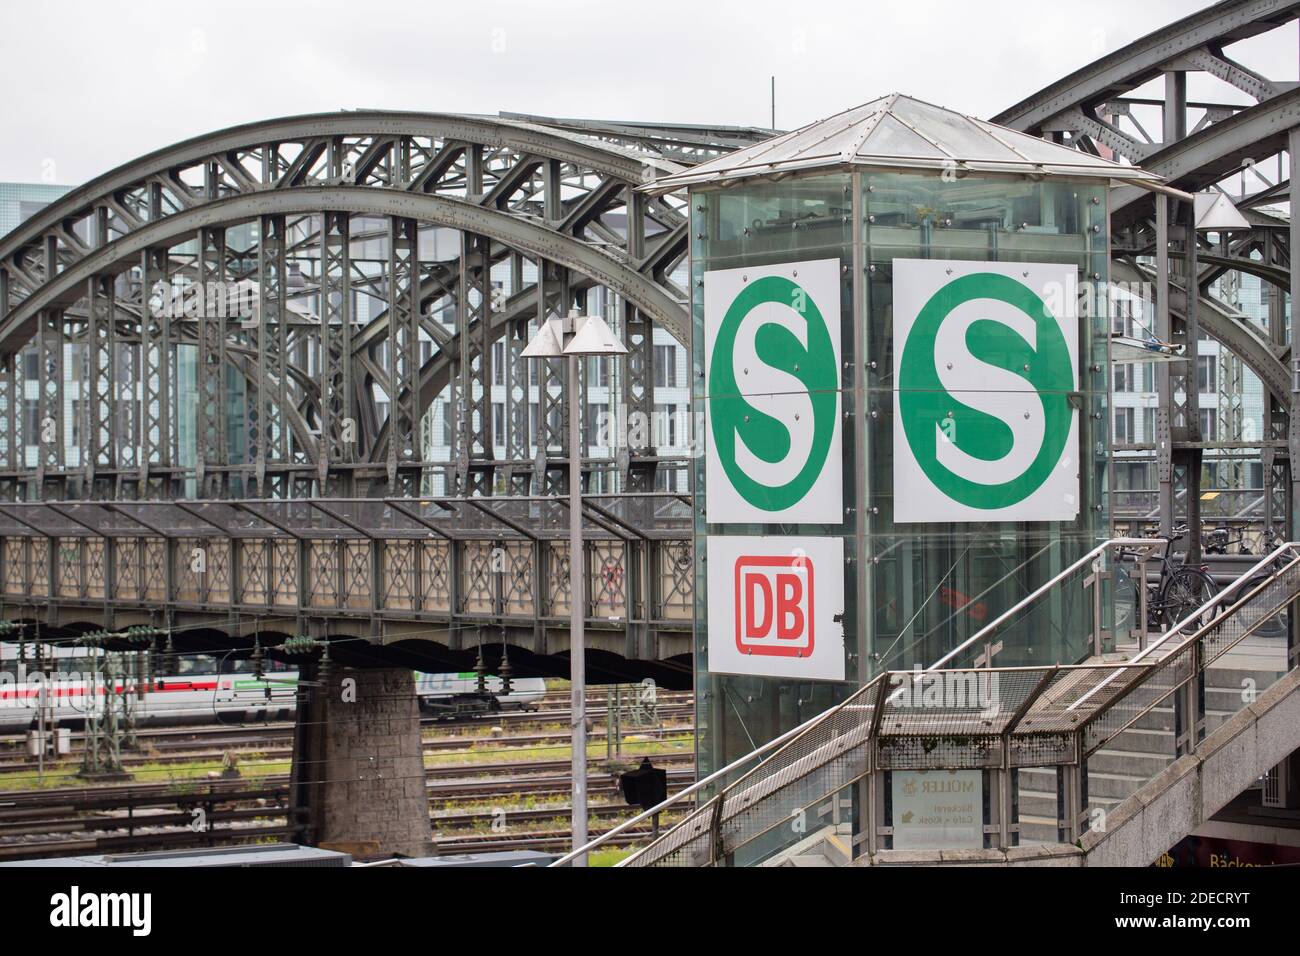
[1,0,1294,186]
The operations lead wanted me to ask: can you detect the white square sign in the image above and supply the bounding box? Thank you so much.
[703,258,843,524]
[892,259,1080,523]
[891,769,983,850]
[706,535,845,682]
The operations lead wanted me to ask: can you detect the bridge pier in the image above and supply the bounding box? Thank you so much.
[291,665,432,860]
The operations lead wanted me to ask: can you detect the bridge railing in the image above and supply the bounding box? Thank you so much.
[0,495,694,636]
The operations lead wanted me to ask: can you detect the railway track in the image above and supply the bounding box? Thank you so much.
[0,699,693,761]
[0,718,695,775]
[0,763,696,861]
[0,691,696,862]
[0,819,673,863]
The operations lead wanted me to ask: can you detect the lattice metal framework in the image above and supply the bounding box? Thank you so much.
[994,0,1300,547]
[0,112,736,501]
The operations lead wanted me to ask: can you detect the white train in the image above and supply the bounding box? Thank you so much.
[0,647,546,731]
[414,672,546,717]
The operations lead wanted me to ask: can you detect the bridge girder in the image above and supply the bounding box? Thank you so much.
[996,0,1300,548]
[0,112,700,499]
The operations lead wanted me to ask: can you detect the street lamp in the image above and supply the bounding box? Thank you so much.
[522,307,627,866]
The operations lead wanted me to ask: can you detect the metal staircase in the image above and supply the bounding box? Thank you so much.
[553,539,1300,867]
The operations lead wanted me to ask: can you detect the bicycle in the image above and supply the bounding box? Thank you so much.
[1204,526,1253,556]
[1117,525,1219,633]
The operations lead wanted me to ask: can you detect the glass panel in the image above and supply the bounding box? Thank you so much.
[893,97,1012,162]
[859,113,949,161]
[691,167,1112,794]
[863,172,1109,675]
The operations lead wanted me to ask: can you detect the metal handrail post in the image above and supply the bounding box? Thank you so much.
[1069,541,1300,713]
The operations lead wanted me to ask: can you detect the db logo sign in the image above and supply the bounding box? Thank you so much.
[707,535,845,681]
[735,555,813,657]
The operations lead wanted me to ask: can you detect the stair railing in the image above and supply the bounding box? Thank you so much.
[553,537,1153,866]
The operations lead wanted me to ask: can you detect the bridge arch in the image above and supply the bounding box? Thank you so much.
[0,112,696,499]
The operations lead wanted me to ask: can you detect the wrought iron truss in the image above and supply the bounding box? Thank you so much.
[994,0,1300,551]
[0,112,754,500]
[0,494,696,683]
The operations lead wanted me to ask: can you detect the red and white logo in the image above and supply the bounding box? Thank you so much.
[734,554,813,657]
[707,535,844,681]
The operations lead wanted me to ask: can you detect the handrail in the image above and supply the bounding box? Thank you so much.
[1066,540,1300,713]
[564,538,1284,868]
[547,707,836,866]
[561,537,1152,866]
[616,674,888,867]
[598,545,1300,866]
[927,537,1153,669]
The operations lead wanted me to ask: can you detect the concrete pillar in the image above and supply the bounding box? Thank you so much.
[292,666,432,860]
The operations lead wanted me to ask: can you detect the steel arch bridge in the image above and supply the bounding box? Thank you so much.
[1,0,1298,685]
[994,0,1300,548]
[0,112,783,684]
[0,111,733,501]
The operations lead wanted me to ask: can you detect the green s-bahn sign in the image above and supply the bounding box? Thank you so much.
[703,258,843,524]
[892,259,1081,523]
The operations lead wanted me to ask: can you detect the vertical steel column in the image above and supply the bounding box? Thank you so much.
[8,350,23,490]
[1263,229,1290,540]
[454,233,471,494]
[141,248,171,488]
[320,211,353,494]
[620,186,654,491]
[0,354,12,478]
[478,235,495,475]
[457,232,492,494]
[852,173,869,680]
[1183,198,1203,561]
[504,257,530,494]
[387,216,420,489]
[117,290,138,481]
[620,303,654,493]
[256,215,287,496]
[196,227,228,497]
[36,309,64,482]
[537,263,569,493]
[86,276,114,492]
[1289,128,1300,540]
[544,159,563,223]
[243,223,263,497]
[1154,197,1174,538]
[1155,72,1188,541]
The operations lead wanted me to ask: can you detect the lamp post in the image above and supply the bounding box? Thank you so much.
[522,307,627,866]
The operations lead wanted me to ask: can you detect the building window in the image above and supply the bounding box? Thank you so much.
[492,403,504,444]
[1113,363,1134,393]
[1112,306,1129,338]
[1199,408,1217,440]
[1197,355,1216,394]
[654,345,676,388]
[1141,362,1154,393]
[1141,407,1155,442]
[1114,407,1134,443]
[492,342,505,386]
[654,403,684,447]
